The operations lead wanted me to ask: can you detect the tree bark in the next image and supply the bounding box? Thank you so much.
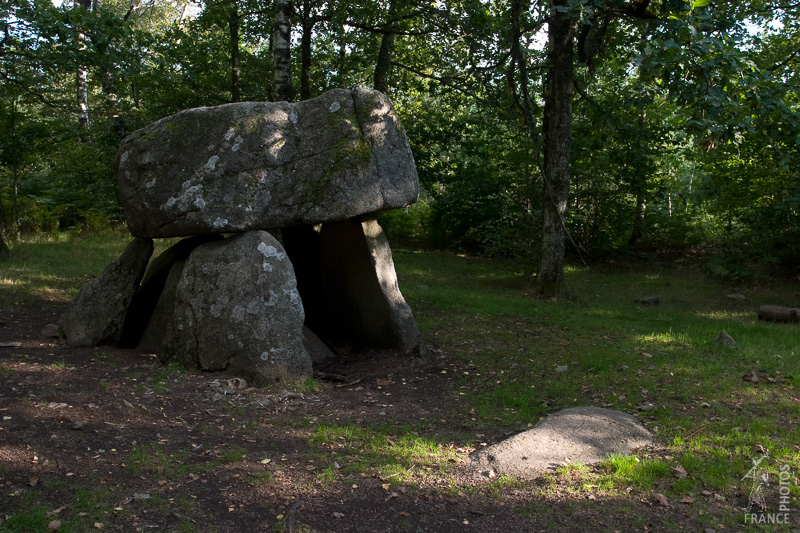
[373,0,397,94]
[272,0,294,102]
[758,305,800,324]
[230,0,241,102]
[300,0,313,100]
[537,0,574,297]
[76,0,92,142]
[628,190,646,246]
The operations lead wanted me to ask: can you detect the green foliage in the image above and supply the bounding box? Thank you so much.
[0,0,799,274]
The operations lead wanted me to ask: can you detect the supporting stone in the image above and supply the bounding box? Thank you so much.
[58,237,154,347]
[121,235,222,349]
[162,231,312,386]
[318,217,421,351]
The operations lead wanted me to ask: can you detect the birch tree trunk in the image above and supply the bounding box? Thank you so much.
[537,0,574,297]
[76,0,92,142]
[272,0,294,102]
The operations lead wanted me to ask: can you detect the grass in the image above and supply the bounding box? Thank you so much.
[392,250,800,524]
[0,231,174,306]
[1,234,799,530]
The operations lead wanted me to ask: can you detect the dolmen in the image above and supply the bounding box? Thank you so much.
[58,88,422,386]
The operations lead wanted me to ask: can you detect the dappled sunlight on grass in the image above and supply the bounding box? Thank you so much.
[633,331,690,345]
[393,250,800,518]
[696,310,756,320]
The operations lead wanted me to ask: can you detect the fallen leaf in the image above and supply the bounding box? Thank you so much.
[381,483,390,490]
[332,512,344,518]
[680,496,696,505]
[671,466,688,479]
[46,507,66,517]
[48,519,62,531]
[399,511,411,517]
[29,476,39,487]
[654,493,669,507]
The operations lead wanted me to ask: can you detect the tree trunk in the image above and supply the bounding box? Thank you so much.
[300,0,313,100]
[335,20,347,87]
[373,0,397,94]
[628,191,646,246]
[536,0,574,297]
[229,0,241,103]
[0,232,9,255]
[76,0,92,142]
[758,305,800,324]
[272,0,294,102]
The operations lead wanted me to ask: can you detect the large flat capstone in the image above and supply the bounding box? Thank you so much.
[470,407,653,480]
[116,88,419,238]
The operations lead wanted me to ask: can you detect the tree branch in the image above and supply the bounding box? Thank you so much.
[390,60,487,102]
[0,71,69,110]
[771,48,800,71]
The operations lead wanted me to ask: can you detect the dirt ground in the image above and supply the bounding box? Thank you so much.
[0,301,759,532]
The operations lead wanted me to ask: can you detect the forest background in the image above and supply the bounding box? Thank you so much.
[1,0,798,292]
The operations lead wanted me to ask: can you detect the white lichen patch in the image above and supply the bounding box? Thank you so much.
[162,183,203,212]
[262,261,273,272]
[212,217,228,228]
[246,300,260,314]
[265,290,277,307]
[205,155,220,172]
[231,135,244,152]
[120,151,129,163]
[224,127,236,141]
[194,197,207,208]
[260,351,270,361]
[329,101,341,113]
[145,178,157,189]
[231,305,245,322]
[282,286,301,304]
[210,303,223,317]
[257,242,286,261]
[289,106,299,124]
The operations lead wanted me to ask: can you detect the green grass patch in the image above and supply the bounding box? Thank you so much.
[125,443,192,477]
[393,250,800,499]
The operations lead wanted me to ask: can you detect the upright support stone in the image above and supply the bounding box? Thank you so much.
[162,231,312,386]
[58,237,154,347]
[121,235,222,350]
[318,217,421,351]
